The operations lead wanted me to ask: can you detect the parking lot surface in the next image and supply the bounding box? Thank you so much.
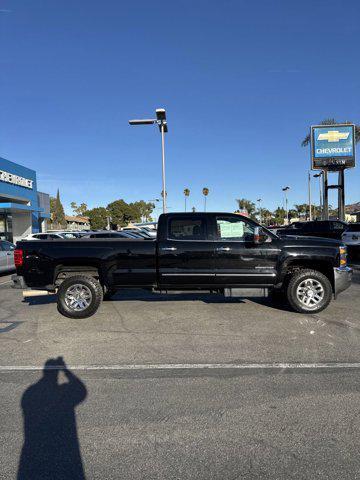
[1,267,360,479]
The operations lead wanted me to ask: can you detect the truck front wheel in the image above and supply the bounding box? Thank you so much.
[57,275,103,319]
[286,269,332,314]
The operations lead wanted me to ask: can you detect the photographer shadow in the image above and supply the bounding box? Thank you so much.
[17,358,87,480]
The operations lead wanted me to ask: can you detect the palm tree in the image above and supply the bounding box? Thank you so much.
[302,118,360,147]
[236,198,256,218]
[183,188,190,212]
[202,188,209,212]
[294,203,307,219]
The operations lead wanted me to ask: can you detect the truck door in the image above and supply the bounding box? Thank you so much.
[158,214,215,287]
[212,215,279,286]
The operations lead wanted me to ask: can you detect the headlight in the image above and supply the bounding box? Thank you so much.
[339,245,347,267]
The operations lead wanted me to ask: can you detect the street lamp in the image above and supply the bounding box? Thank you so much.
[257,198,262,225]
[282,186,290,225]
[129,108,168,214]
[313,172,323,219]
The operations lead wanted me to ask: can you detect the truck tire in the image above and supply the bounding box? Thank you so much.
[57,275,103,319]
[286,269,332,314]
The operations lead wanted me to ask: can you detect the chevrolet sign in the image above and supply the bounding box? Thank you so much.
[311,124,356,170]
[0,169,33,189]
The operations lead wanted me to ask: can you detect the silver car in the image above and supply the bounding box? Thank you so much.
[0,240,15,273]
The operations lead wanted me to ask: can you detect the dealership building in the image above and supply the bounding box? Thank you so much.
[0,157,50,243]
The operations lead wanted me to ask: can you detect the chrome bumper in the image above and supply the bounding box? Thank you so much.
[333,267,352,298]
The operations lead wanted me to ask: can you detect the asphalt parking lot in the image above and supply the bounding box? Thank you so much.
[1,266,360,479]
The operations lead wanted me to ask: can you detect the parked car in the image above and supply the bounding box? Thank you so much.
[277,220,348,240]
[83,231,142,239]
[24,233,67,240]
[122,228,154,238]
[123,226,157,238]
[12,212,352,318]
[0,240,15,273]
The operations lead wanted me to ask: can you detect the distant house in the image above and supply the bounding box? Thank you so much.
[64,215,90,231]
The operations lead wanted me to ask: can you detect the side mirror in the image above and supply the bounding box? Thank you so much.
[254,226,268,244]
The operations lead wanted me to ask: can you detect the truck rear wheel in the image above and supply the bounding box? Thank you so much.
[57,275,103,319]
[286,269,332,314]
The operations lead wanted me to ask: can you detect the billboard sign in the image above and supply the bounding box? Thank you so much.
[311,124,355,170]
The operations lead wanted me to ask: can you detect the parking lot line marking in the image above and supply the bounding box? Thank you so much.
[2,362,360,372]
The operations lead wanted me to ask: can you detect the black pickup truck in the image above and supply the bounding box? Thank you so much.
[12,212,352,318]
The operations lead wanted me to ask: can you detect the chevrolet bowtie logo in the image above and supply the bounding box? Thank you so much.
[318,130,350,142]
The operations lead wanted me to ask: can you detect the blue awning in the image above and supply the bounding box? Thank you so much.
[0,202,50,218]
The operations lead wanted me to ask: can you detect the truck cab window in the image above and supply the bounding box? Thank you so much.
[168,217,206,240]
[216,216,255,241]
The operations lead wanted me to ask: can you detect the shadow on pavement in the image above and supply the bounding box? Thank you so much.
[17,357,87,480]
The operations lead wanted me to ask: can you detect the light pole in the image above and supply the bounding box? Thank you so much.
[202,188,209,212]
[282,186,290,225]
[308,172,312,221]
[184,188,190,212]
[313,172,323,219]
[257,198,262,224]
[129,108,168,214]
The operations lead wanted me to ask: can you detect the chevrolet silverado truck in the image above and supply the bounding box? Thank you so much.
[12,212,352,318]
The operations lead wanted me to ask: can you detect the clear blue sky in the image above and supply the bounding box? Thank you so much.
[1,0,359,216]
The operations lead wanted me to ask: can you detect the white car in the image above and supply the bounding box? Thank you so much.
[342,223,360,250]
[0,240,15,273]
[24,233,65,240]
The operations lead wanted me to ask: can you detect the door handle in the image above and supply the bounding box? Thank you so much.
[216,246,231,252]
[161,247,177,252]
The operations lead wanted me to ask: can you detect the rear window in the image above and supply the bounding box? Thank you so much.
[168,217,206,240]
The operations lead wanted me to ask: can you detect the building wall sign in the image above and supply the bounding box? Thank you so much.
[0,169,34,189]
[311,124,356,170]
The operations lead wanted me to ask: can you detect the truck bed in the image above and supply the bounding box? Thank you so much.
[16,238,157,288]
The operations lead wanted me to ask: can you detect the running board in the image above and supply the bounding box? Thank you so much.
[224,288,269,298]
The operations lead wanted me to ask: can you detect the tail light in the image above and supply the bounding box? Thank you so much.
[339,246,347,267]
[14,249,24,267]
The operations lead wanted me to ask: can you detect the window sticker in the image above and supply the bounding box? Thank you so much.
[218,221,244,238]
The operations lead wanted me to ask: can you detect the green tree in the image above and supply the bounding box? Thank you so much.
[86,207,108,230]
[236,198,256,219]
[70,202,88,216]
[294,203,308,219]
[273,206,286,225]
[288,209,298,220]
[107,199,138,227]
[131,201,155,222]
[261,208,273,225]
[302,118,360,147]
[52,189,66,227]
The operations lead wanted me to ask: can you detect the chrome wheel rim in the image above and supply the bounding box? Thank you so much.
[64,284,92,311]
[296,278,324,309]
